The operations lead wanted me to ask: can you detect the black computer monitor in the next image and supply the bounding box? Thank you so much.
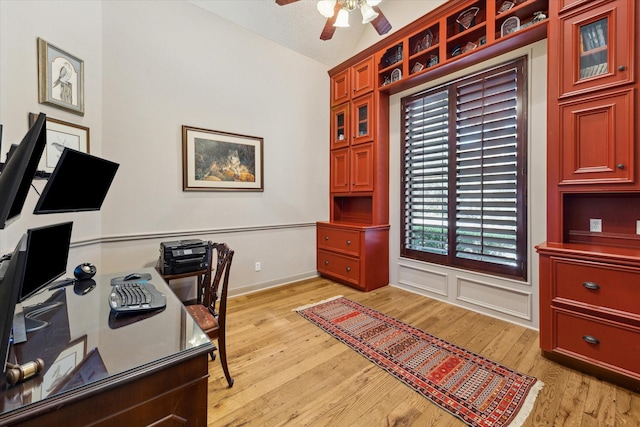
[0,113,47,229]
[33,148,119,214]
[20,221,73,302]
[0,236,28,373]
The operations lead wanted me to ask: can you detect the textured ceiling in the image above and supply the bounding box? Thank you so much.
[186,0,446,68]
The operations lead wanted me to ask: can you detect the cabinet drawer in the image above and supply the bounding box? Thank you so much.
[553,258,640,316]
[317,226,361,256]
[317,249,360,285]
[555,310,640,376]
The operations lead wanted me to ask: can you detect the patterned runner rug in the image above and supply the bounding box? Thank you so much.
[294,296,543,427]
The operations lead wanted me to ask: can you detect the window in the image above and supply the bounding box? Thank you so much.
[401,58,527,280]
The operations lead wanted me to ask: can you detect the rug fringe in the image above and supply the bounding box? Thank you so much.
[508,379,544,427]
[292,295,343,312]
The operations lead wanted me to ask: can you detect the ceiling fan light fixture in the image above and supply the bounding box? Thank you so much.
[334,8,350,27]
[360,2,379,24]
[316,0,336,18]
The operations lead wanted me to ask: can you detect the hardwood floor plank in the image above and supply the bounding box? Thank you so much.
[206,278,640,426]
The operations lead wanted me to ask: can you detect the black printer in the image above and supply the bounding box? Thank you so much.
[159,239,209,275]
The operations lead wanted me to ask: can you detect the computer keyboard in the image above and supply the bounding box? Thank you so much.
[109,282,166,315]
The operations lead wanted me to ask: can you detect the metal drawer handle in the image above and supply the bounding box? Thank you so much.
[346,267,351,272]
[324,260,329,265]
[582,335,600,345]
[325,236,329,240]
[618,65,626,71]
[582,282,600,290]
[617,163,625,169]
[346,240,351,245]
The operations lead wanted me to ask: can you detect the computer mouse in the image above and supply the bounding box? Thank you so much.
[74,263,97,280]
[123,273,142,281]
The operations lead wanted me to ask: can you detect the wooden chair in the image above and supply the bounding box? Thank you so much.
[185,242,234,387]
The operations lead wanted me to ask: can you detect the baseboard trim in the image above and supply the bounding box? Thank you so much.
[228,272,320,298]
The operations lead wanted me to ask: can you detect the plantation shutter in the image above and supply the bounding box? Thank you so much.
[454,66,520,267]
[403,89,449,256]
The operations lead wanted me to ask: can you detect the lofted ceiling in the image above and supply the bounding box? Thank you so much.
[186,0,447,68]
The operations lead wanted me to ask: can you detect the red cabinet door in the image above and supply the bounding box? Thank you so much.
[559,88,634,185]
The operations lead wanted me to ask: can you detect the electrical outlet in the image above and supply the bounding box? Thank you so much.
[589,218,602,233]
[636,220,640,235]
[255,262,261,272]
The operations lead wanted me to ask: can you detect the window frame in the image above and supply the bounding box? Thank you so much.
[400,57,528,281]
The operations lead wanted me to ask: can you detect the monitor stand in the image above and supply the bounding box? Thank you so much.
[12,301,63,344]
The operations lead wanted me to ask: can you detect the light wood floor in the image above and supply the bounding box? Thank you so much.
[206,278,640,426]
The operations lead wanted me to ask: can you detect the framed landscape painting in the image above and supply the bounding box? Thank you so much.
[182,126,263,192]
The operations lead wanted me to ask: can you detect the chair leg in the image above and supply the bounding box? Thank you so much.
[218,334,234,388]
[209,351,216,361]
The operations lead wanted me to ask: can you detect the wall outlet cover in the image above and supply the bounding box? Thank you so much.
[589,218,602,233]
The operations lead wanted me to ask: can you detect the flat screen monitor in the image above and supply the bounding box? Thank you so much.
[20,221,73,302]
[0,113,47,229]
[0,235,28,373]
[33,148,119,214]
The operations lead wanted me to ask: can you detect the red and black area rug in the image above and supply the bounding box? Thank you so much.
[294,296,543,427]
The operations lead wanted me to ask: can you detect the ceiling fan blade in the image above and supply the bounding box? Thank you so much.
[370,7,392,35]
[320,17,337,41]
[275,0,299,5]
[320,3,341,41]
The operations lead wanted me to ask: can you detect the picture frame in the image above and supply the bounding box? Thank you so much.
[37,37,85,115]
[182,126,264,192]
[501,16,520,37]
[29,113,90,173]
[41,335,87,397]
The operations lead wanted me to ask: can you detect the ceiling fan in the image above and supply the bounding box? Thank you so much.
[276,0,392,41]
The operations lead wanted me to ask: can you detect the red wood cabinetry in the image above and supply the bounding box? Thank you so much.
[539,0,640,389]
[322,55,389,292]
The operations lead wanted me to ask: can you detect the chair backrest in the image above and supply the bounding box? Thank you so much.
[203,242,234,326]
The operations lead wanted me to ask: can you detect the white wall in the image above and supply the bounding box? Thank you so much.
[0,1,329,300]
[388,41,548,329]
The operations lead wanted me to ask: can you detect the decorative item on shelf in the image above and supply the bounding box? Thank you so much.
[479,36,487,45]
[501,16,520,37]
[451,45,462,57]
[462,41,477,54]
[384,44,403,67]
[533,11,547,23]
[427,55,439,67]
[456,7,479,31]
[390,68,402,82]
[498,1,515,13]
[413,30,433,54]
[382,75,391,86]
[412,62,424,74]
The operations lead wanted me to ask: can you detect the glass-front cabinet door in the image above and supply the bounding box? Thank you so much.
[331,103,349,150]
[560,0,634,97]
[351,93,375,145]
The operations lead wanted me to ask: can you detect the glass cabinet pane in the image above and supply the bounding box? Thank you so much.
[357,104,368,136]
[337,112,346,141]
[579,17,608,79]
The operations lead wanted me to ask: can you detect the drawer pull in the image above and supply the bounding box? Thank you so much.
[346,240,351,245]
[582,281,600,290]
[324,260,329,265]
[346,267,351,272]
[582,335,600,345]
[324,236,329,240]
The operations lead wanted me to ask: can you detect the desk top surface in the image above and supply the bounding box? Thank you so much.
[0,267,213,419]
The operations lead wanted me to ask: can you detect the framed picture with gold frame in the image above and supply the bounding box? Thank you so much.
[37,38,85,115]
[182,126,264,192]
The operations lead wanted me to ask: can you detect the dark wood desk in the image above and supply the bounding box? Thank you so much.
[155,265,209,305]
[0,268,214,426]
